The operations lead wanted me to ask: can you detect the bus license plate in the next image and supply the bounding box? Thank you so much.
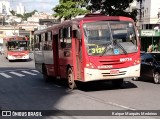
[16,56,21,58]
[110,70,119,74]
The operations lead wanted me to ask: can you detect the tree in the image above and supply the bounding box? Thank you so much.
[53,0,141,21]
[16,10,38,21]
[16,14,23,18]
[53,0,89,20]
[86,0,138,21]
[10,10,38,20]
[10,10,16,16]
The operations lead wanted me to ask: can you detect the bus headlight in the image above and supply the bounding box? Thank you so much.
[86,62,96,69]
[8,54,14,59]
[134,59,140,65]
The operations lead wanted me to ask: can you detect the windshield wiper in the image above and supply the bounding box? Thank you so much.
[113,40,127,55]
[99,41,112,57]
[100,22,114,57]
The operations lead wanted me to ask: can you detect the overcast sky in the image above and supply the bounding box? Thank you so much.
[10,0,59,13]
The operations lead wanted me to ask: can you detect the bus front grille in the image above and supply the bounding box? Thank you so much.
[99,60,124,65]
[102,71,126,77]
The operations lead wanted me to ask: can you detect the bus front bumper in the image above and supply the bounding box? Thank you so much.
[8,54,29,60]
[84,64,140,82]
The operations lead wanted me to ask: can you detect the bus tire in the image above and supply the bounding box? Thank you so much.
[132,77,140,81]
[23,59,28,62]
[42,65,50,82]
[112,79,124,88]
[67,68,77,89]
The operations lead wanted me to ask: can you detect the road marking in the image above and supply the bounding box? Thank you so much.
[9,72,25,77]
[107,102,136,110]
[0,73,12,78]
[73,90,136,111]
[31,70,40,73]
[21,71,37,75]
[0,69,30,73]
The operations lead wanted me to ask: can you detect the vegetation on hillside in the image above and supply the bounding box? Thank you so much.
[10,10,38,21]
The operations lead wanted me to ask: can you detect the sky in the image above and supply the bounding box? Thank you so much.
[10,0,59,13]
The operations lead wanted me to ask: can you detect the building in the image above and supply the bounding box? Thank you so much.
[27,12,58,28]
[16,3,25,15]
[136,0,160,52]
[0,0,12,15]
[27,12,55,22]
[137,0,160,29]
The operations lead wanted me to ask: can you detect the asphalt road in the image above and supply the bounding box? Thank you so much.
[0,53,160,119]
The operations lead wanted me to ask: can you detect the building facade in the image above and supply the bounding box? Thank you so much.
[0,0,11,15]
[16,3,25,15]
[136,0,160,52]
[137,0,160,29]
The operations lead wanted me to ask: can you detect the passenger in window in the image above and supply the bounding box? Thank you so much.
[148,44,152,52]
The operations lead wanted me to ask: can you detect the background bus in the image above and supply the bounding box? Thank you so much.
[34,14,140,89]
[3,36,30,62]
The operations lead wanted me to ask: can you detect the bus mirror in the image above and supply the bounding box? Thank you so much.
[76,30,81,40]
[61,42,66,48]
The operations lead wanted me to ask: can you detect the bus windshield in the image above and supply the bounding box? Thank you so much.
[83,21,138,56]
[7,41,29,51]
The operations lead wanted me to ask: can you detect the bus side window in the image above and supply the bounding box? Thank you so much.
[34,35,40,51]
[39,35,43,51]
[59,29,64,49]
[48,32,52,51]
[63,27,72,48]
[61,42,66,48]
[43,33,49,51]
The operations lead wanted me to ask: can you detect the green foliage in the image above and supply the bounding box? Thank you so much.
[53,0,89,20]
[10,10,16,16]
[16,10,38,21]
[53,0,141,21]
[87,0,138,21]
[16,14,23,19]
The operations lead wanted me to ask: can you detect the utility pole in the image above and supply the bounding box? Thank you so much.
[2,15,5,26]
[138,0,144,29]
[139,0,142,23]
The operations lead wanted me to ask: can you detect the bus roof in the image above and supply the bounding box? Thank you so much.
[34,15,134,35]
[3,36,29,41]
[3,36,27,38]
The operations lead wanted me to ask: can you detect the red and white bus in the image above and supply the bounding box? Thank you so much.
[3,36,30,61]
[34,14,140,89]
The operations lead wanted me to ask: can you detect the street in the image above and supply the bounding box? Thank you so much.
[0,53,160,119]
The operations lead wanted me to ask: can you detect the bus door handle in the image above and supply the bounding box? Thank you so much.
[64,51,70,57]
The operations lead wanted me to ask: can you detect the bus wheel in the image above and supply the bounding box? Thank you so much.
[42,65,50,82]
[112,79,124,88]
[23,59,27,62]
[154,72,160,84]
[132,77,140,81]
[67,68,77,89]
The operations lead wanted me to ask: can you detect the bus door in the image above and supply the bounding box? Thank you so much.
[75,34,82,80]
[34,35,44,72]
[52,34,59,76]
